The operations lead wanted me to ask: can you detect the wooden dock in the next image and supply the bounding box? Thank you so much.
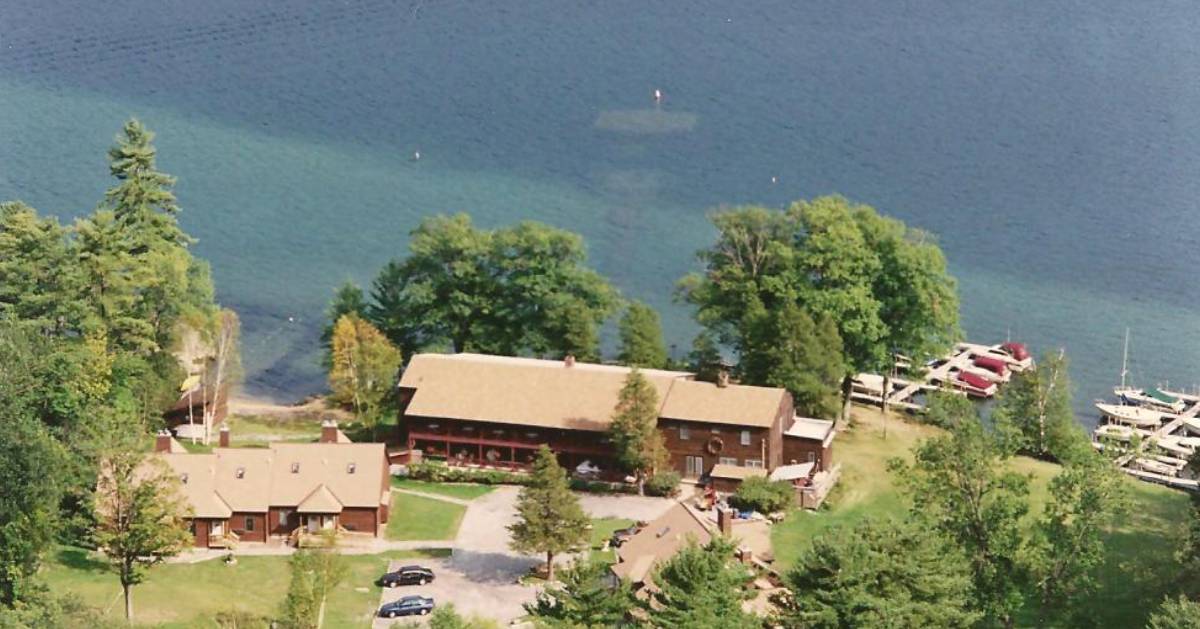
[1115,398,1200,468]
[850,341,1015,413]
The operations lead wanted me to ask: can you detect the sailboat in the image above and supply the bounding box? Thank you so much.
[1112,329,1187,413]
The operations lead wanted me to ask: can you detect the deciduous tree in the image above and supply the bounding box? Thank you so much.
[993,350,1087,463]
[742,303,845,418]
[328,314,401,439]
[277,538,347,629]
[608,369,668,495]
[321,281,368,367]
[617,301,668,369]
[1149,596,1200,629]
[776,517,979,628]
[508,446,590,581]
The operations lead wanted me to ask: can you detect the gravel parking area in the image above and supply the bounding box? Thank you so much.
[371,555,537,628]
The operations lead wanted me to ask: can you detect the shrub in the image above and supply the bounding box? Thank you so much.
[645,471,681,497]
[405,461,532,485]
[729,477,794,514]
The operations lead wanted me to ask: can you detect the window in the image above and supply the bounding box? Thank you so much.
[235,467,245,479]
[719,457,737,466]
[740,430,751,446]
[291,462,300,474]
[279,509,291,527]
[806,452,816,463]
[244,516,255,531]
[710,427,721,434]
[744,459,764,469]
[347,463,357,474]
[679,425,690,440]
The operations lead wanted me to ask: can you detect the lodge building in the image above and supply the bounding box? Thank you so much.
[397,353,835,486]
[151,421,391,548]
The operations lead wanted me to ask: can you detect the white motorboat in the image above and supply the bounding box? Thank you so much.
[1093,424,1137,442]
[1115,386,1187,413]
[1095,403,1167,428]
[1155,437,1194,458]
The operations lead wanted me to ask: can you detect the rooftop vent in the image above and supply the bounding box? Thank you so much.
[291,462,300,474]
[235,467,245,479]
[564,355,576,367]
[180,473,189,484]
[347,463,356,474]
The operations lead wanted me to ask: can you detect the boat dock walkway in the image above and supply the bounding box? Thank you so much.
[1115,398,1200,470]
[851,341,1028,414]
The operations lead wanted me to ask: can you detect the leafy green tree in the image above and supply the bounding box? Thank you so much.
[617,301,668,368]
[742,303,845,418]
[993,350,1088,463]
[776,517,979,629]
[921,389,976,429]
[730,476,794,514]
[321,281,368,367]
[1024,454,1129,627]
[890,419,1030,627]
[608,369,668,495]
[73,210,156,354]
[277,540,347,629]
[92,414,192,622]
[426,603,502,629]
[370,214,617,360]
[680,197,959,418]
[328,314,402,439]
[641,537,758,629]
[0,202,88,335]
[525,558,635,628]
[508,446,590,581]
[1149,596,1200,629]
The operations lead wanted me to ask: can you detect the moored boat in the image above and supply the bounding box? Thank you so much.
[971,355,1011,383]
[1093,424,1137,442]
[1114,386,1186,413]
[1095,402,1168,428]
[953,370,997,398]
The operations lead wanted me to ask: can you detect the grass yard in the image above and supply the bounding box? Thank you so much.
[42,546,450,627]
[770,406,1192,628]
[224,413,322,443]
[390,478,496,501]
[587,518,636,565]
[385,493,468,541]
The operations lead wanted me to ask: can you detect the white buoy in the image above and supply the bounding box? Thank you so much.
[771,176,778,184]
[653,88,663,103]
[413,150,421,161]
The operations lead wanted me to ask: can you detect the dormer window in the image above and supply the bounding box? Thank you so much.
[180,473,189,484]
[347,463,356,474]
[235,467,245,479]
[291,462,300,474]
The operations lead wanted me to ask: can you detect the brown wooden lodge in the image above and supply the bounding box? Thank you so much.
[397,353,836,489]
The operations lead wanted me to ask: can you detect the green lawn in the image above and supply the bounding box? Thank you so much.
[385,493,468,541]
[42,546,449,627]
[390,478,496,501]
[587,518,636,565]
[770,407,1192,628]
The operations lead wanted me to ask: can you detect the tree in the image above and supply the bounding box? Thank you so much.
[508,446,590,581]
[776,517,979,629]
[993,350,1088,463]
[321,281,367,367]
[687,330,724,382]
[0,202,88,335]
[617,301,668,368]
[73,210,156,355]
[1024,454,1129,626]
[608,369,668,495]
[741,303,845,418]
[92,414,192,622]
[641,537,758,629]
[729,476,794,514]
[1149,596,1200,629]
[277,538,347,629]
[921,389,975,429]
[427,603,503,629]
[525,558,635,628]
[890,419,1030,627]
[201,308,241,445]
[680,198,959,419]
[328,314,402,439]
[369,214,617,360]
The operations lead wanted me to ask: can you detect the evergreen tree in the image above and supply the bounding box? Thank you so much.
[777,517,979,628]
[1149,596,1200,629]
[73,210,156,354]
[525,558,635,628]
[508,446,590,581]
[742,303,845,418]
[328,314,402,439]
[0,202,88,335]
[617,301,668,369]
[890,419,1030,627]
[320,281,367,367]
[641,538,758,629]
[993,350,1088,463]
[687,331,723,382]
[608,369,667,495]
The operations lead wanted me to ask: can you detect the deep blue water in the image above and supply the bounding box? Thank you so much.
[2,1,1199,423]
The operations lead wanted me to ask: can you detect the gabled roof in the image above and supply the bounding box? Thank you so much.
[611,503,714,584]
[400,353,788,431]
[784,417,835,443]
[157,453,233,519]
[269,443,385,508]
[296,484,343,513]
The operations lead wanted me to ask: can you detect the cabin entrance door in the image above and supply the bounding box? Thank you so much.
[685,456,705,478]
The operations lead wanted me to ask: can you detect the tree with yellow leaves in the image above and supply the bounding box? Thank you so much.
[329,314,402,440]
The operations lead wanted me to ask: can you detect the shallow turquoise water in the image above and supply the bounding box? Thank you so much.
[2,1,1199,422]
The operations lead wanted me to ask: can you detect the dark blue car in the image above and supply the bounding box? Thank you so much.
[378,595,435,619]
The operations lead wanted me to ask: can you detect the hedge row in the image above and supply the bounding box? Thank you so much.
[404,461,680,497]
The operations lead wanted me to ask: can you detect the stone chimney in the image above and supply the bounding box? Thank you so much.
[154,430,173,453]
[564,355,576,368]
[218,424,231,448]
[737,546,754,565]
[717,506,733,536]
[320,419,339,443]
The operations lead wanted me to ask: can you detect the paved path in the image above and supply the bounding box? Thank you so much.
[391,487,474,506]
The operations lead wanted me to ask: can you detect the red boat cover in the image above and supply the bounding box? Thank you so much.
[957,371,993,391]
[1000,342,1030,361]
[973,356,1008,375]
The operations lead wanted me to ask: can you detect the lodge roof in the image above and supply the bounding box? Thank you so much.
[155,441,387,518]
[399,353,785,431]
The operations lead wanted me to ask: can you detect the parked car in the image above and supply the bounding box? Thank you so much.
[378,595,435,618]
[378,565,436,587]
[609,525,642,548]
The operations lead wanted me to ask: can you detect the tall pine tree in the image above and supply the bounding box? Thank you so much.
[642,538,758,629]
[508,446,590,581]
[525,558,635,627]
[617,301,668,368]
[609,369,667,495]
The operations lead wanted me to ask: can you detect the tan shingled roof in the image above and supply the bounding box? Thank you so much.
[709,464,768,481]
[213,448,273,512]
[400,353,787,431]
[268,443,386,508]
[659,379,784,428]
[611,503,713,584]
[156,454,233,518]
[297,484,344,513]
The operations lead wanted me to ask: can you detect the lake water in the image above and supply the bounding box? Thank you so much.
[3,0,1199,423]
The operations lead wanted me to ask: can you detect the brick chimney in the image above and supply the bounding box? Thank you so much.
[154,430,173,453]
[716,368,730,388]
[717,506,733,536]
[218,424,231,448]
[320,419,339,443]
[564,355,576,368]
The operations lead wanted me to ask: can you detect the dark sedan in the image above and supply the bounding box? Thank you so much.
[378,565,436,587]
[378,595,435,618]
